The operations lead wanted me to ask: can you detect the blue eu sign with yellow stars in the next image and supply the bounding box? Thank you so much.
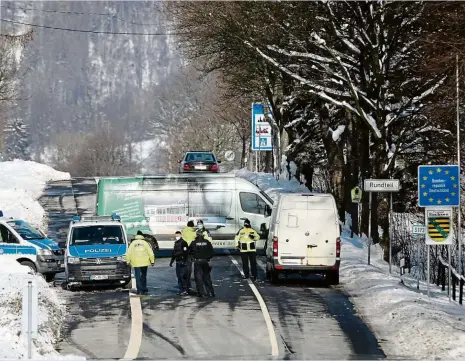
[418,165,460,207]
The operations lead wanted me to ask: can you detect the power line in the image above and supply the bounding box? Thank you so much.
[0,18,177,36]
[0,4,162,27]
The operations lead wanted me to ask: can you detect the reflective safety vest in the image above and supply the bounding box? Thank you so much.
[126,235,155,267]
[182,226,196,246]
[234,227,260,252]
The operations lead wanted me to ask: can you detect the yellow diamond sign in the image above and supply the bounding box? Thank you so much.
[351,186,362,203]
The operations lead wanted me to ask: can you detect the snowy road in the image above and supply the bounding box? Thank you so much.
[39,179,388,360]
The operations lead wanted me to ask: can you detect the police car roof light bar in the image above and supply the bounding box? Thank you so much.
[72,215,81,222]
[111,213,121,221]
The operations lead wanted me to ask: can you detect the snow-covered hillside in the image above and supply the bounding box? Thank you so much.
[0,160,70,232]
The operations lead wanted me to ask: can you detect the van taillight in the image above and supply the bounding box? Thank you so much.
[273,236,278,256]
[336,237,341,257]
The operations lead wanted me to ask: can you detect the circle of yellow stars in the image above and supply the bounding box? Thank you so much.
[420,167,458,205]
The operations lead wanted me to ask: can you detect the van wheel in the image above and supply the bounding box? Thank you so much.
[44,274,55,282]
[19,260,37,273]
[143,234,159,252]
[326,270,339,285]
[270,269,279,284]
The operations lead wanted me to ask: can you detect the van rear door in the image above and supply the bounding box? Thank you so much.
[277,200,308,266]
[278,195,338,267]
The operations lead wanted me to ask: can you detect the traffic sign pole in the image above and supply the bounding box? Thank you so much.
[364,179,400,268]
[368,191,372,265]
[456,54,462,277]
[389,192,393,274]
[427,243,430,298]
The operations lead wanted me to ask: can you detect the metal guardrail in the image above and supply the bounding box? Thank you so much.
[437,255,464,305]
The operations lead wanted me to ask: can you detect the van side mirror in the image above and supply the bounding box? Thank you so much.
[58,241,67,249]
[264,204,272,217]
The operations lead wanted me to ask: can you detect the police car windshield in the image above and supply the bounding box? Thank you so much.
[7,220,45,239]
[71,225,124,246]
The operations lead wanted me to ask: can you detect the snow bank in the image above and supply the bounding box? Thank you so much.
[0,257,67,359]
[0,161,83,360]
[0,160,70,232]
[234,167,309,203]
[240,167,465,359]
[341,234,465,359]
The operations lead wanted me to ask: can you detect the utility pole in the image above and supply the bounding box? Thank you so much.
[457,54,463,276]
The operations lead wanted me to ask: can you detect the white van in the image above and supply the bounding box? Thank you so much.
[264,193,341,285]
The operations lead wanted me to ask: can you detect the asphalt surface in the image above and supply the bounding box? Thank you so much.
[39,179,390,360]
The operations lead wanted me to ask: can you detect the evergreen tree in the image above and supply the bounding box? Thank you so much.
[3,118,31,161]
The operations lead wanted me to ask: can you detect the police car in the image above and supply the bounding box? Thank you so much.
[0,210,64,282]
[61,214,131,289]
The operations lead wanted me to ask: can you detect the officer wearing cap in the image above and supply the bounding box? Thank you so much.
[234,219,260,281]
[196,219,212,242]
[189,228,215,297]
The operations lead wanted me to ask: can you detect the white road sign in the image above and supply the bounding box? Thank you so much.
[411,224,425,235]
[364,179,400,192]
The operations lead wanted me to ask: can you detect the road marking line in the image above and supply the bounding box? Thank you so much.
[120,295,143,360]
[228,255,279,357]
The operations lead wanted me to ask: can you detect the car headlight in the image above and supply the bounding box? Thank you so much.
[38,249,52,256]
[67,257,80,264]
[116,255,126,262]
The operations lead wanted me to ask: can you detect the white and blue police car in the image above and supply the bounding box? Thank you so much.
[0,210,64,282]
[61,214,131,290]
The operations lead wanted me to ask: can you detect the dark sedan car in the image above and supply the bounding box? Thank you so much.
[178,151,221,173]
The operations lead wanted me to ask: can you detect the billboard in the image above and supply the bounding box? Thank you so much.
[252,103,273,151]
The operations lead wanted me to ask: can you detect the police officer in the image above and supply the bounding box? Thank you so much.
[126,230,155,295]
[235,219,260,281]
[189,228,215,298]
[169,231,189,295]
[182,220,197,292]
[196,219,212,241]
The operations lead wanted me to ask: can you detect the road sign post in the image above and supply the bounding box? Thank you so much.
[424,207,454,301]
[418,165,460,301]
[363,179,400,270]
[22,278,38,359]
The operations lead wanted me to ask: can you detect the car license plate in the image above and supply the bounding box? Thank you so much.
[90,275,109,280]
[196,165,207,170]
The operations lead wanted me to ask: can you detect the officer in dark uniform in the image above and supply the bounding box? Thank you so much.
[189,229,215,298]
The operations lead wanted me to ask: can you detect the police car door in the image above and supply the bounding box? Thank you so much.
[0,222,18,255]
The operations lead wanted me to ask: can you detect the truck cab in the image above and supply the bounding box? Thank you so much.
[0,210,64,282]
[61,214,131,289]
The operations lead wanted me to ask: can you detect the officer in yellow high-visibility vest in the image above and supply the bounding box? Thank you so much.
[126,231,155,295]
[234,219,260,281]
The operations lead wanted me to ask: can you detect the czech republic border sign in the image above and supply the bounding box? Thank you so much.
[418,165,460,207]
[425,208,453,245]
[252,103,273,151]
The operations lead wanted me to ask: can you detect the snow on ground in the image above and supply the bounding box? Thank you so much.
[341,233,465,359]
[0,160,70,232]
[239,166,465,360]
[0,161,83,360]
